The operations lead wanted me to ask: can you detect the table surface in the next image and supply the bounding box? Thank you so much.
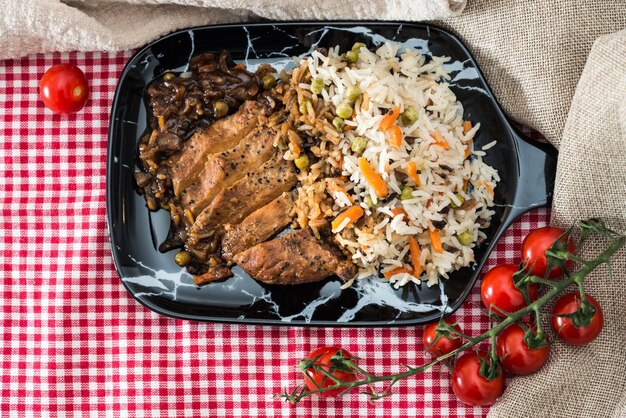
[0,50,549,417]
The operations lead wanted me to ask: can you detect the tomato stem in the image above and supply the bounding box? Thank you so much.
[577,279,587,301]
[278,219,625,403]
[348,361,376,379]
[563,253,592,265]
[527,275,557,286]
[316,367,344,385]
[434,317,472,342]
[533,306,544,336]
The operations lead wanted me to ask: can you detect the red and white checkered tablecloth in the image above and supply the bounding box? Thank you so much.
[0,51,549,417]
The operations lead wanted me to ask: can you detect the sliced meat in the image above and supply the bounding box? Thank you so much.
[188,154,297,244]
[233,228,357,285]
[221,192,294,261]
[169,100,264,196]
[180,127,276,215]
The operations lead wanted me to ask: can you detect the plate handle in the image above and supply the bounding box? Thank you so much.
[509,127,558,218]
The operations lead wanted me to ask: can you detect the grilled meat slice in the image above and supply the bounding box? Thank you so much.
[169,100,264,196]
[180,127,276,216]
[232,228,357,285]
[221,192,294,261]
[188,154,297,243]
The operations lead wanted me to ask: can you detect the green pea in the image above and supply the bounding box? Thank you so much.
[400,186,414,200]
[299,99,309,115]
[350,136,367,154]
[262,74,276,90]
[213,100,229,118]
[294,154,310,171]
[363,195,375,208]
[401,107,418,125]
[336,102,353,119]
[458,230,473,246]
[174,250,191,267]
[352,42,366,51]
[450,193,465,208]
[332,117,345,132]
[310,78,325,95]
[345,86,361,102]
[345,50,359,64]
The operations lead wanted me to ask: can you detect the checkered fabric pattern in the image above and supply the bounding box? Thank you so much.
[0,51,549,417]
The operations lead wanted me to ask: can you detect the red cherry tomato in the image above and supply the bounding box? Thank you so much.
[422,318,463,357]
[521,226,575,279]
[481,264,539,314]
[496,322,550,375]
[551,292,604,345]
[303,346,357,397]
[39,64,89,115]
[450,351,505,406]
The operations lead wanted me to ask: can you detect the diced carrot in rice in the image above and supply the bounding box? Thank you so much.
[379,106,400,131]
[428,228,444,254]
[463,120,472,135]
[383,266,413,279]
[358,157,388,198]
[408,237,423,278]
[431,129,450,149]
[332,205,364,233]
[406,161,421,187]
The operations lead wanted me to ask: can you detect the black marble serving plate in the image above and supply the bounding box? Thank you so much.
[107,22,557,327]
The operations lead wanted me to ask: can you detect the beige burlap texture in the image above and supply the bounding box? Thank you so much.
[1,1,625,416]
[488,29,626,418]
[0,0,465,60]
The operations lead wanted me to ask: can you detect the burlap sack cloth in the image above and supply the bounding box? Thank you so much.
[2,1,624,416]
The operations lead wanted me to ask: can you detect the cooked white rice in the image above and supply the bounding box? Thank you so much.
[292,43,499,287]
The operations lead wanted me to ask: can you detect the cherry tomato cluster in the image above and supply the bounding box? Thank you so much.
[300,226,605,407]
[481,227,603,346]
[430,226,603,406]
